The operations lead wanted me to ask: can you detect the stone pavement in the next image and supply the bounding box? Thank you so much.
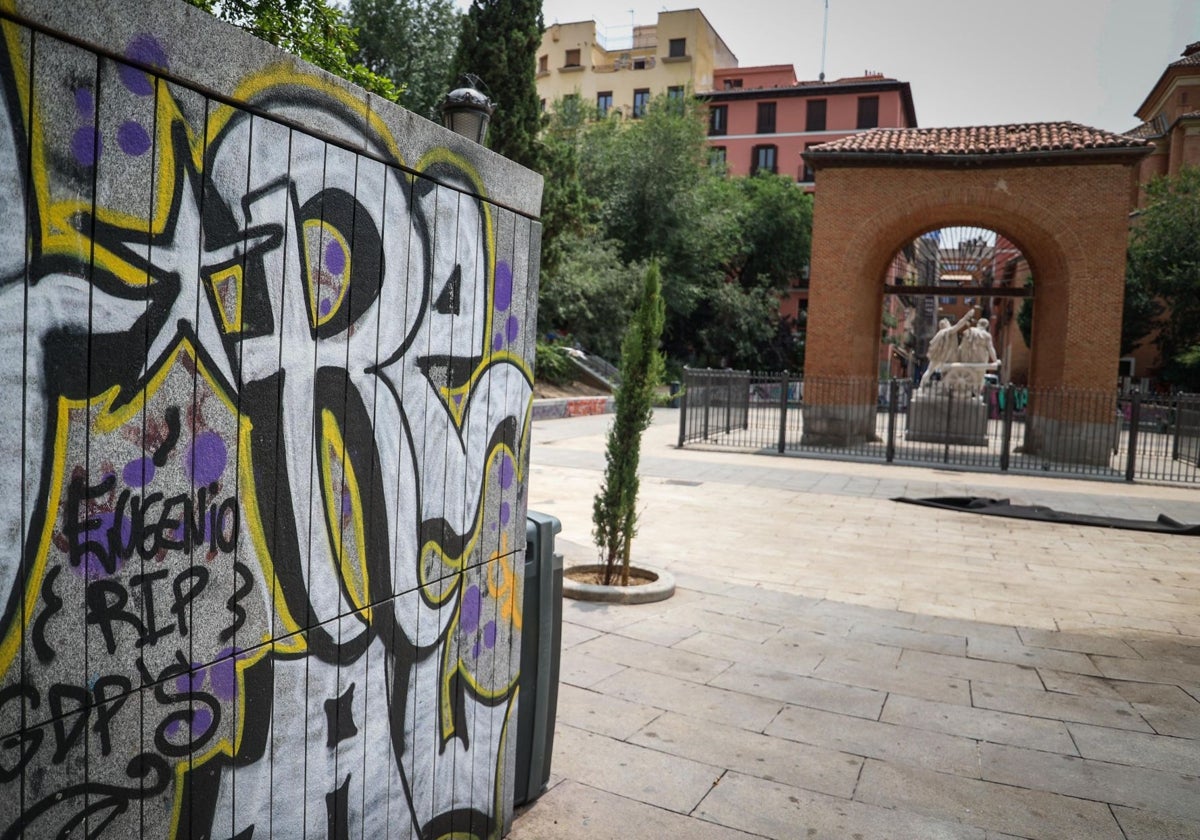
[509,409,1200,840]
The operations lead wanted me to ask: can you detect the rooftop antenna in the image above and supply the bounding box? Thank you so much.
[819,0,829,81]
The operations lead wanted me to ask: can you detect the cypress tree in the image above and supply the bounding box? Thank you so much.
[451,0,543,169]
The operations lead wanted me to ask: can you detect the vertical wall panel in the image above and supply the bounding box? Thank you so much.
[0,1,542,837]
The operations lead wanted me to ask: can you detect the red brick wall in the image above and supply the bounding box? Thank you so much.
[806,162,1139,399]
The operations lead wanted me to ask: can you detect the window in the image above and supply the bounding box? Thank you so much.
[668,38,686,58]
[723,78,743,89]
[633,88,651,118]
[708,104,728,136]
[757,102,777,134]
[801,142,818,182]
[857,95,879,129]
[596,91,613,116]
[564,48,580,67]
[633,57,647,70]
[806,99,826,131]
[751,144,777,175]
[538,55,548,74]
[709,146,727,169]
[667,85,684,100]
[539,98,546,112]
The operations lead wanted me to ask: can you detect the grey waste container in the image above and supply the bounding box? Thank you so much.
[514,511,563,806]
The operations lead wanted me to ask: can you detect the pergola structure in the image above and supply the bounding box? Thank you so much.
[800,122,1152,464]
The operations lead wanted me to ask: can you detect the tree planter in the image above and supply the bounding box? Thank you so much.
[562,564,676,605]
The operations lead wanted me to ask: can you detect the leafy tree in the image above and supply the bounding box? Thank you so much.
[729,172,813,292]
[538,96,598,281]
[451,0,543,169]
[185,0,399,101]
[1127,166,1200,388]
[593,262,665,586]
[1017,277,1034,349]
[348,0,461,119]
[537,236,642,362]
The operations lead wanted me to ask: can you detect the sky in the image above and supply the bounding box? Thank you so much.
[468,0,1200,133]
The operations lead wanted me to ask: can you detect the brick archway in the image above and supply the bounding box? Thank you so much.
[800,124,1151,463]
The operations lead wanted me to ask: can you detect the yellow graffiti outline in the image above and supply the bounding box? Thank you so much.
[207,263,245,333]
[302,218,353,329]
[317,408,372,619]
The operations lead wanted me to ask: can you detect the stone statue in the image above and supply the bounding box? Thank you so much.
[956,317,1000,392]
[919,307,976,389]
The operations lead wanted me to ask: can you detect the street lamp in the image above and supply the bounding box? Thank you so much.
[440,74,494,145]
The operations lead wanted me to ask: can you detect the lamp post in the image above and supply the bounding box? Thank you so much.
[440,75,494,145]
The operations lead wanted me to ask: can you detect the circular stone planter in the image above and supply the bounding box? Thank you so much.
[562,564,676,605]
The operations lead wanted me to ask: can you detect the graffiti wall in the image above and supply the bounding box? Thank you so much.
[0,1,542,837]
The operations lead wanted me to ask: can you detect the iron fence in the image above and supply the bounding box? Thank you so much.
[677,367,1200,486]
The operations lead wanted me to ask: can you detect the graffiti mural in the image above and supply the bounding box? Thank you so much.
[0,7,537,839]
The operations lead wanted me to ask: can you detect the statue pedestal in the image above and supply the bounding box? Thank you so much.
[906,390,988,446]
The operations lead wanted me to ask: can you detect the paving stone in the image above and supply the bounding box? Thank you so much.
[548,724,723,814]
[1111,804,1200,840]
[906,613,1024,646]
[966,636,1102,675]
[1128,638,1200,666]
[773,628,904,669]
[572,631,734,685]
[710,661,886,720]
[813,656,973,706]
[592,666,784,731]
[1036,669,1126,699]
[657,603,784,643]
[880,693,1077,754]
[899,648,1044,689]
[562,600,667,633]
[675,631,825,675]
[628,711,863,799]
[694,770,987,840]
[612,616,699,647]
[854,758,1124,839]
[846,620,967,656]
[560,620,602,650]
[1109,680,1200,739]
[558,651,628,689]
[765,703,981,777]
[979,741,1200,823]
[1067,722,1200,775]
[970,678,1155,731]
[1091,653,1200,687]
[556,683,663,741]
[508,779,763,840]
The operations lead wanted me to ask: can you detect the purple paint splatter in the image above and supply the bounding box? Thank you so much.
[208,649,240,702]
[319,298,333,317]
[73,87,94,117]
[483,621,497,649]
[498,454,514,490]
[117,121,150,156]
[325,240,346,275]
[123,456,155,488]
[71,126,99,167]
[492,333,504,352]
[493,261,513,312]
[499,502,511,525]
[505,315,520,343]
[460,585,482,634]
[73,511,130,577]
[186,431,227,486]
[119,34,168,95]
[340,486,352,518]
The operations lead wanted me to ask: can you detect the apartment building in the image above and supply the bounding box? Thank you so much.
[1128,41,1200,194]
[535,9,737,117]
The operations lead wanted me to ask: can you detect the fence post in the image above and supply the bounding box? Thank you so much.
[677,369,689,448]
[1125,390,1141,482]
[778,372,789,453]
[725,376,733,434]
[702,370,711,440]
[885,379,898,463]
[999,384,1014,472]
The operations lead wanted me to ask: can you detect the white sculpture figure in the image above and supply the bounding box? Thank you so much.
[919,307,977,389]
[955,317,1000,392]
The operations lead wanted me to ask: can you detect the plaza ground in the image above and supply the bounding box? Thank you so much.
[509,408,1200,839]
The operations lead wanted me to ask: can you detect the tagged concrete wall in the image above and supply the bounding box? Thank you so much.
[0,0,543,837]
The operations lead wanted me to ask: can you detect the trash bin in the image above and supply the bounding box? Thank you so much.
[514,511,563,807]
[668,380,682,409]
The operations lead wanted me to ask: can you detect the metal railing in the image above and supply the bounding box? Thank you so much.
[677,367,1200,486]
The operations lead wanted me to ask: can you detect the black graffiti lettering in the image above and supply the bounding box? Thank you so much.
[32,565,61,664]
[157,493,187,551]
[129,568,173,648]
[64,472,117,573]
[153,668,221,758]
[48,683,90,764]
[133,491,164,560]
[91,675,132,756]
[0,684,41,783]
[171,566,209,638]
[219,561,254,643]
[86,578,146,655]
[152,405,181,467]
[216,498,239,553]
[108,488,136,562]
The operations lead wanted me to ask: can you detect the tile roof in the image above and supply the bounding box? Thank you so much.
[1174,41,1200,66]
[808,122,1150,157]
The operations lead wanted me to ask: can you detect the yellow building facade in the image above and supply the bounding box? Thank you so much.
[536,9,737,117]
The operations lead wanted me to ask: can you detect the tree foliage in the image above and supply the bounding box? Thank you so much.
[1127,166,1200,388]
[451,0,543,169]
[593,262,665,586]
[348,0,461,119]
[185,0,399,101]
